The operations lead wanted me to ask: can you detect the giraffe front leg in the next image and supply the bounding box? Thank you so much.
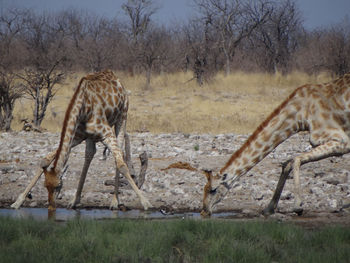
[68,139,96,209]
[104,133,152,210]
[118,164,152,210]
[109,169,120,210]
[262,160,292,215]
[11,150,56,209]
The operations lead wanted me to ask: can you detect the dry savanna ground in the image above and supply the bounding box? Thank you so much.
[12,71,333,134]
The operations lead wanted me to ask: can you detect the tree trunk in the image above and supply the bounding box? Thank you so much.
[225,56,231,76]
[0,102,13,131]
[33,87,40,127]
[4,103,13,131]
[145,66,152,90]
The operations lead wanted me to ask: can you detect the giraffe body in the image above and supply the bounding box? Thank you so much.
[202,73,350,217]
[42,70,151,211]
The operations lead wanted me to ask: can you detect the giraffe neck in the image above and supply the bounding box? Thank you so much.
[220,88,303,187]
[51,78,86,175]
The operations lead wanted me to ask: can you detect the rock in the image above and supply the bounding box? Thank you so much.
[339,184,349,193]
[253,193,264,201]
[328,199,339,209]
[325,178,340,185]
[29,201,38,207]
[280,191,293,200]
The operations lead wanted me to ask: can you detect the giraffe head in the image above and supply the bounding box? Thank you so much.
[200,170,230,217]
[42,166,62,211]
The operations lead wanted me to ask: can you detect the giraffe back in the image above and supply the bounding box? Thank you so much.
[298,73,350,146]
[75,70,129,140]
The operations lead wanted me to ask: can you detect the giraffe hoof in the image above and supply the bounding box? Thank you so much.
[109,205,118,210]
[141,199,152,210]
[200,210,211,218]
[67,200,81,209]
[118,204,129,212]
[109,199,119,210]
[262,206,275,216]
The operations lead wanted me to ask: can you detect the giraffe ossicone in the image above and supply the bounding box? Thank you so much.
[201,73,350,217]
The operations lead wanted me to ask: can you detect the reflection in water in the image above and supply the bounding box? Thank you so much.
[0,208,237,221]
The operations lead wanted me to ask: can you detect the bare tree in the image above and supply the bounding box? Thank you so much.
[182,18,217,85]
[65,10,125,72]
[248,0,302,74]
[294,17,350,76]
[0,73,25,131]
[18,11,67,127]
[137,26,170,88]
[122,0,157,44]
[0,8,27,131]
[19,68,64,128]
[193,0,271,75]
[122,0,162,88]
[322,21,350,76]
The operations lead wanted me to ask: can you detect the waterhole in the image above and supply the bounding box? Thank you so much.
[0,208,237,221]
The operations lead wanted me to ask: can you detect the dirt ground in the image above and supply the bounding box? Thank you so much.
[1,131,350,227]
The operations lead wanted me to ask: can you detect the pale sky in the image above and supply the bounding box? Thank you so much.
[1,0,350,30]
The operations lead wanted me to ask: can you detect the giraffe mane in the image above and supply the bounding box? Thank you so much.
[85,69,114,81]
[219,85,304,174]
[53,77,86,168]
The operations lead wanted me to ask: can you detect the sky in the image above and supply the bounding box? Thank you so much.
[1,0,350,30]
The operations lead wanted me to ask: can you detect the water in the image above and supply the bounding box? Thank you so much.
[0,208,237,221]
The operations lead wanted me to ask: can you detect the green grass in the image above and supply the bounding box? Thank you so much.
[0,217,349,263]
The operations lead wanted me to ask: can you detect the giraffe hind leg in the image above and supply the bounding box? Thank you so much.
[290,140,350,214]
[262,160,292,215]
[264,140,350,216]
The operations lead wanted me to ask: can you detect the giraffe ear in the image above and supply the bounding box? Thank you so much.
[202,170,213,182]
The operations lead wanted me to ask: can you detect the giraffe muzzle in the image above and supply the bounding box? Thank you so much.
[200,207,212,218]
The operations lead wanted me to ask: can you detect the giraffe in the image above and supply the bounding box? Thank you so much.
[201,73,350,217]
[13,70,152,211]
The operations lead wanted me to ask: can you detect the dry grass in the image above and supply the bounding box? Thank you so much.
[12,71,332,134]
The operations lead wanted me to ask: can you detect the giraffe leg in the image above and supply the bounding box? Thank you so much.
[68,139,96,209]
[115,119,125,150]
[290,141,350,214]
[115,118,138,185]
[109,167,121,210]
[264,140,350,215]
[262,160,292,215]
[44,138,83,211]
[108,120,125,209]
[11,150,56,209]
[104,132,152,210]
[101,140,122,209]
